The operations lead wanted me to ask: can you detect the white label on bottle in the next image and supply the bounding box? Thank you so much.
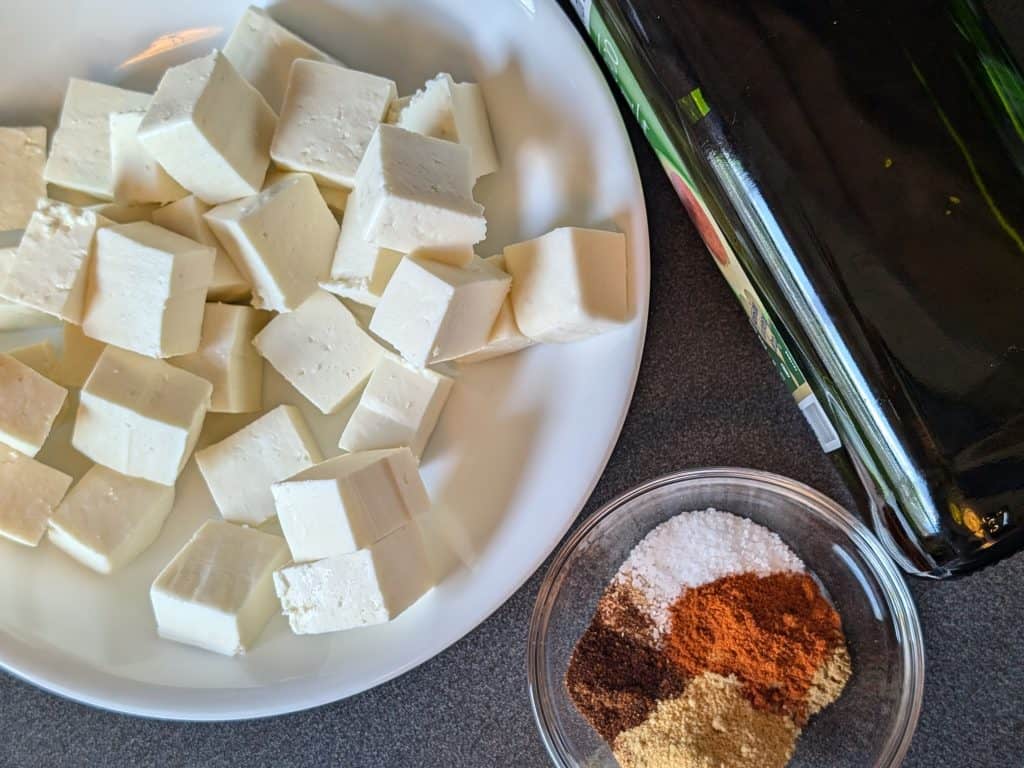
[570,0,593,24]
[799,393,842,453]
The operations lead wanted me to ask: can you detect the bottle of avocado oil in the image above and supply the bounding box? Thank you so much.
[572,0,1024,576]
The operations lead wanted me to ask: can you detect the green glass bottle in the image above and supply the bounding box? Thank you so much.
[572,0,1024,577]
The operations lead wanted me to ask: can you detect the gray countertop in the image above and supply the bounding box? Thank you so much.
[3,3,1024,767]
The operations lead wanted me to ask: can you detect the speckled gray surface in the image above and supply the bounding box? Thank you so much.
[3,4,1024,767]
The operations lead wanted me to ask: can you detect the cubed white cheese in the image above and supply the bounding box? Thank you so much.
[223,6,337,112]
[272,60,396,190]
[274,519,433,634]
[504,226,628,343]
[396,73,498,179]
[195,404,322,525]
[205,173,337,311]
[109,111,188,205]
[253,290,384,413]
[152,195,250,302]
[72,346,212,486]
[273,447,429,562]
[56,322,106,388]
[339,354,452,458]
[151,519,289,655]
[0,353,68,457]
[0,247,57,331]
[0,445,72,546]
[7,340,59,378]
[353,124,486,253]
[457,254,535,362]
[86,202,158,224]
[44,79,150,200]
[170,303,270,413]
[323,186,402,307]
[48,464,175,574]
[369,256,510,367]
[0,200,110,322]
[0,127,47,231]
[138,51,277,205]
[81,221,215,358]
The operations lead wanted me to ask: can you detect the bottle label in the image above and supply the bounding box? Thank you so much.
[578,1,842,453]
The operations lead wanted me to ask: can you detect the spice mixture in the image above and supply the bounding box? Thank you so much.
[566,509,851,768]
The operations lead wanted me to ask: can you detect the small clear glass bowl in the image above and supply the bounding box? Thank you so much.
[528,468,924,768]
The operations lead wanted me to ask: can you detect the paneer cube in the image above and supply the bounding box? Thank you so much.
[503,226,628,343]
[272,447,429,562]
[274,520,434,634]
[48,464,175,574]
[138,51,277,205]
[369,256,510,367]
[0,247,56,331]
[72,346,212,486]
[151,519,289,655]
[253,291,384,413]
[81,221,215,358]
[272,60,396,190]
[56,322,106,388]
[339,354,452,458]
[395,73,498,179]
[0,445,72,546]
[223,6,337,112]
[352,125,486,253]
[205,173,337,311]
[0,246,56,331]
[152,195,250,302]
[457,254,535,362]
[0,126,47,231]
[7,340,59,379]
[44,79,150,200]
[323,186,402,307]
[0,200,110,322]
[0,353,68,457]
[195,404,322,525]
[109,111,188,204]
[170,303,270,413]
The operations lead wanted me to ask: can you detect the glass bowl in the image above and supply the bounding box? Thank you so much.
[528,467,924,768]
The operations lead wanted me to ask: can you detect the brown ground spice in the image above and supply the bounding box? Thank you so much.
[613,672,799,768]
[565,584,686,741]
[596,581,655,641]
[665,572,846,723]
[806,644,852,717]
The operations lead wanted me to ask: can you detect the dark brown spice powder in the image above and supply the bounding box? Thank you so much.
[565,585,685,741]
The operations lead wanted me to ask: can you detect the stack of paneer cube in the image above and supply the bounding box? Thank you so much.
[0,5,629,656]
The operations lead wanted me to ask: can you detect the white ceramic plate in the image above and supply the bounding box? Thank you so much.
[0,0,649,719]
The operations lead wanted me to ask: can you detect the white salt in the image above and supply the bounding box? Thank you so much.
[615,508,804,639]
